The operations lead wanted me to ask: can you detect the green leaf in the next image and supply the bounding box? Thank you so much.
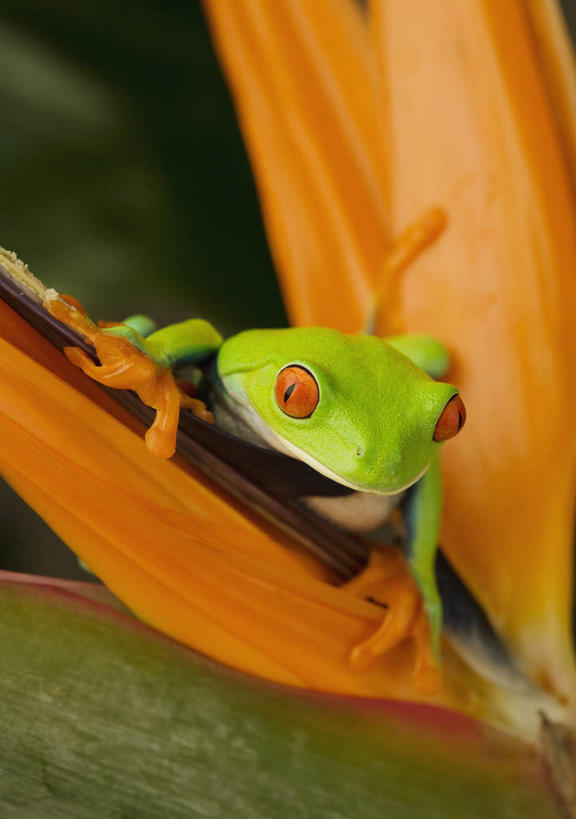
[0,575,560,818]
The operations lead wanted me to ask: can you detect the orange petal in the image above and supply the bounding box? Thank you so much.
[0,298,471,705]
[525,0,576,184]
[374,0,576,704]
[203,0,387,331]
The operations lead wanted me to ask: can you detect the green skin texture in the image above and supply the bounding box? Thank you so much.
[108,318,459,651]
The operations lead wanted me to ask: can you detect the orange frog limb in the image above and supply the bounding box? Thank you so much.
[45,293,213,459]
[344,547,441,694]
[366,207,447,336]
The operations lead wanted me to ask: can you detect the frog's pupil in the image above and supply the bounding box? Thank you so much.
[283,383,296,403]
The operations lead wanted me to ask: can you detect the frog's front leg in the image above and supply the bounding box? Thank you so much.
[343,456,443,691]
[63,331,187,459]
[404,454,443,656]
[46,294,221,458]
[377,333,450,652]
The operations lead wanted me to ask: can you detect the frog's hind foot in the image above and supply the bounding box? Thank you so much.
[343,547,441,693]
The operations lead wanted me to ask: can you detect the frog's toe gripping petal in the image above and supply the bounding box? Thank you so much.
[141,369,181,459]
[342,545,405,598]
[46,296,213,460]
[63,346,93,371]
[179,392,214,425]
[348,574,420,671]
[343,547,441,693]
[62,341,149,388]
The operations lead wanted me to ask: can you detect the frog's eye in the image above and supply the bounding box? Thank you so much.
[434,394,466,442]
[275,366,319,418]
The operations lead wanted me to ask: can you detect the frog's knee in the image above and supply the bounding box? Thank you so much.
[386,333,450,378]
[122,315,157,337]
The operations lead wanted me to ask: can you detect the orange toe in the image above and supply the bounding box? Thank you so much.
[63,346,93,370]
[343,547,439,691]
[45,293,199,460]
[179,391,214,425]
[343,545,405,599]
[348,572,421,671]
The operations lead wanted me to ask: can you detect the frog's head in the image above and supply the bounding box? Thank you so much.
[217,328,465,494]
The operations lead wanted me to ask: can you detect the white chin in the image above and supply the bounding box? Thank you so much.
[259,423,430,495]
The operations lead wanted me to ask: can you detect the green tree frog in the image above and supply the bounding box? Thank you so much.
[46,294,465,676]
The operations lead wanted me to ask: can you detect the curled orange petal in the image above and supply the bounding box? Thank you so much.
[203,0,387,331]
[0,297,459,704]
[373,0,576,705]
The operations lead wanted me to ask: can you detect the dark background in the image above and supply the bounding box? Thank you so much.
[0,1,288,579]
[0,1,573,579]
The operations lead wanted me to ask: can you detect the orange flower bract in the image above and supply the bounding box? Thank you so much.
[374,0,576,705]
[0,298,465,703]
[0,0,574,739]
[205,0,576,710]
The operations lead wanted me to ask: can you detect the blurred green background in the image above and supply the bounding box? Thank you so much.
[0,0,288,578]
[0,1,574,579]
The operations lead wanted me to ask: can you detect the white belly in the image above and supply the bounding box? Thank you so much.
[303,491,402,533]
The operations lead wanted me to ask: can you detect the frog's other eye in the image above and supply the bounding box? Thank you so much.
[275,366,319,418]
[434,394,466,442]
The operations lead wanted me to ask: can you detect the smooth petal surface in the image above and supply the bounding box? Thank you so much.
[374,0,576,704]
[0,573,560,819]
[525,0,576,187]
[203,0,576,714]
[203,0,387,331]
[0,299,468,703]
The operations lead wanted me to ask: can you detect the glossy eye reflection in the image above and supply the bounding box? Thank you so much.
[434,394,466,442]
[275,366,319,418]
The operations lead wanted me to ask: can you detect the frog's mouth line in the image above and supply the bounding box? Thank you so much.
[237,400,430,495]
[271,435,431,496]
[216,378,431,495]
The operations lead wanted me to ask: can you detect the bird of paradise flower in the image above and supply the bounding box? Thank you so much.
[0,0,575,815]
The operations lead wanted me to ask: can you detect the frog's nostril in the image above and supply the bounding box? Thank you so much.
[434,394,466,442]
[356,445,365,457]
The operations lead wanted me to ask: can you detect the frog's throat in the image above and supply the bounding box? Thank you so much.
[217,385,429,496]
[264,429,430,496]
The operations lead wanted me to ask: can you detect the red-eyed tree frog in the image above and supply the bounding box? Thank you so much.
[47,294,465,674]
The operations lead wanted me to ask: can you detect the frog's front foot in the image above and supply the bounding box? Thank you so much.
[343,547,440,693]
[45,293,213,459]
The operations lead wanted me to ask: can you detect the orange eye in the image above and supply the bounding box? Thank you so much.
[275,366,319,418]
[434,394,466,442]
